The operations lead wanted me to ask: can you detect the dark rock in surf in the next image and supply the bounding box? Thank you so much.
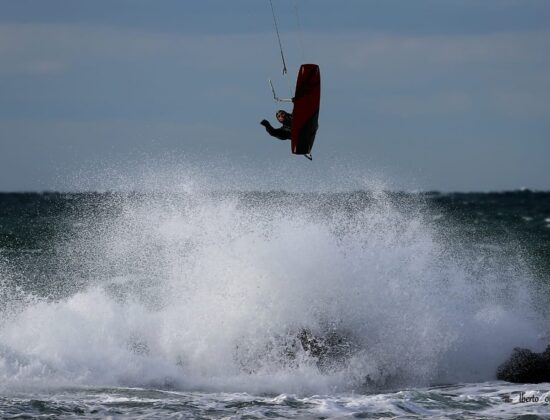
[497,345,550,383]
[297,328,356,370]
[233,328,357,374]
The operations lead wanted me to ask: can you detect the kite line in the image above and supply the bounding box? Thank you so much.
[269,0,288,75]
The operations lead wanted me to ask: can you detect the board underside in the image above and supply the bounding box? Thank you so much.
[291,64,321,155]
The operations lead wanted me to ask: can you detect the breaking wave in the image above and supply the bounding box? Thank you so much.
[0,182,546,394]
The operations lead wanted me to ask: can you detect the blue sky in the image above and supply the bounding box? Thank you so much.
[1,0,549,191]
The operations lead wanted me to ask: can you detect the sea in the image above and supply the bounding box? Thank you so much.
[1,190,549,419]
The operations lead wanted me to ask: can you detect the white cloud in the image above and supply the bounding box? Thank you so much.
[306,31,550,118]
[23,60,66,74]
[0,23,274,75]
[0,23,548,130]
[376,91,472,117]
[310,31,550,70]
[1,22,548,74]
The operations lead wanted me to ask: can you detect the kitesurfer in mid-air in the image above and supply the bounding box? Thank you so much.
[261,110,292,140]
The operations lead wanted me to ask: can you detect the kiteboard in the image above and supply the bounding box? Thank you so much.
[291,64,321,158]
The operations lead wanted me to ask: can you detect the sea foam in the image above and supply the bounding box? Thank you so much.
[0,185,545,394]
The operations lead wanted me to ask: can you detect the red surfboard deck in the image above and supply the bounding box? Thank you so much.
[291,64,321,155]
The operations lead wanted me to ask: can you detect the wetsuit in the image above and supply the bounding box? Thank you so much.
[261,114,292,140]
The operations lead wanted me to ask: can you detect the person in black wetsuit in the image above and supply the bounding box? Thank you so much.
[261,110,292,140]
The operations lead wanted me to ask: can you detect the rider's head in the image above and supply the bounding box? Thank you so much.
[276,110,287,123]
